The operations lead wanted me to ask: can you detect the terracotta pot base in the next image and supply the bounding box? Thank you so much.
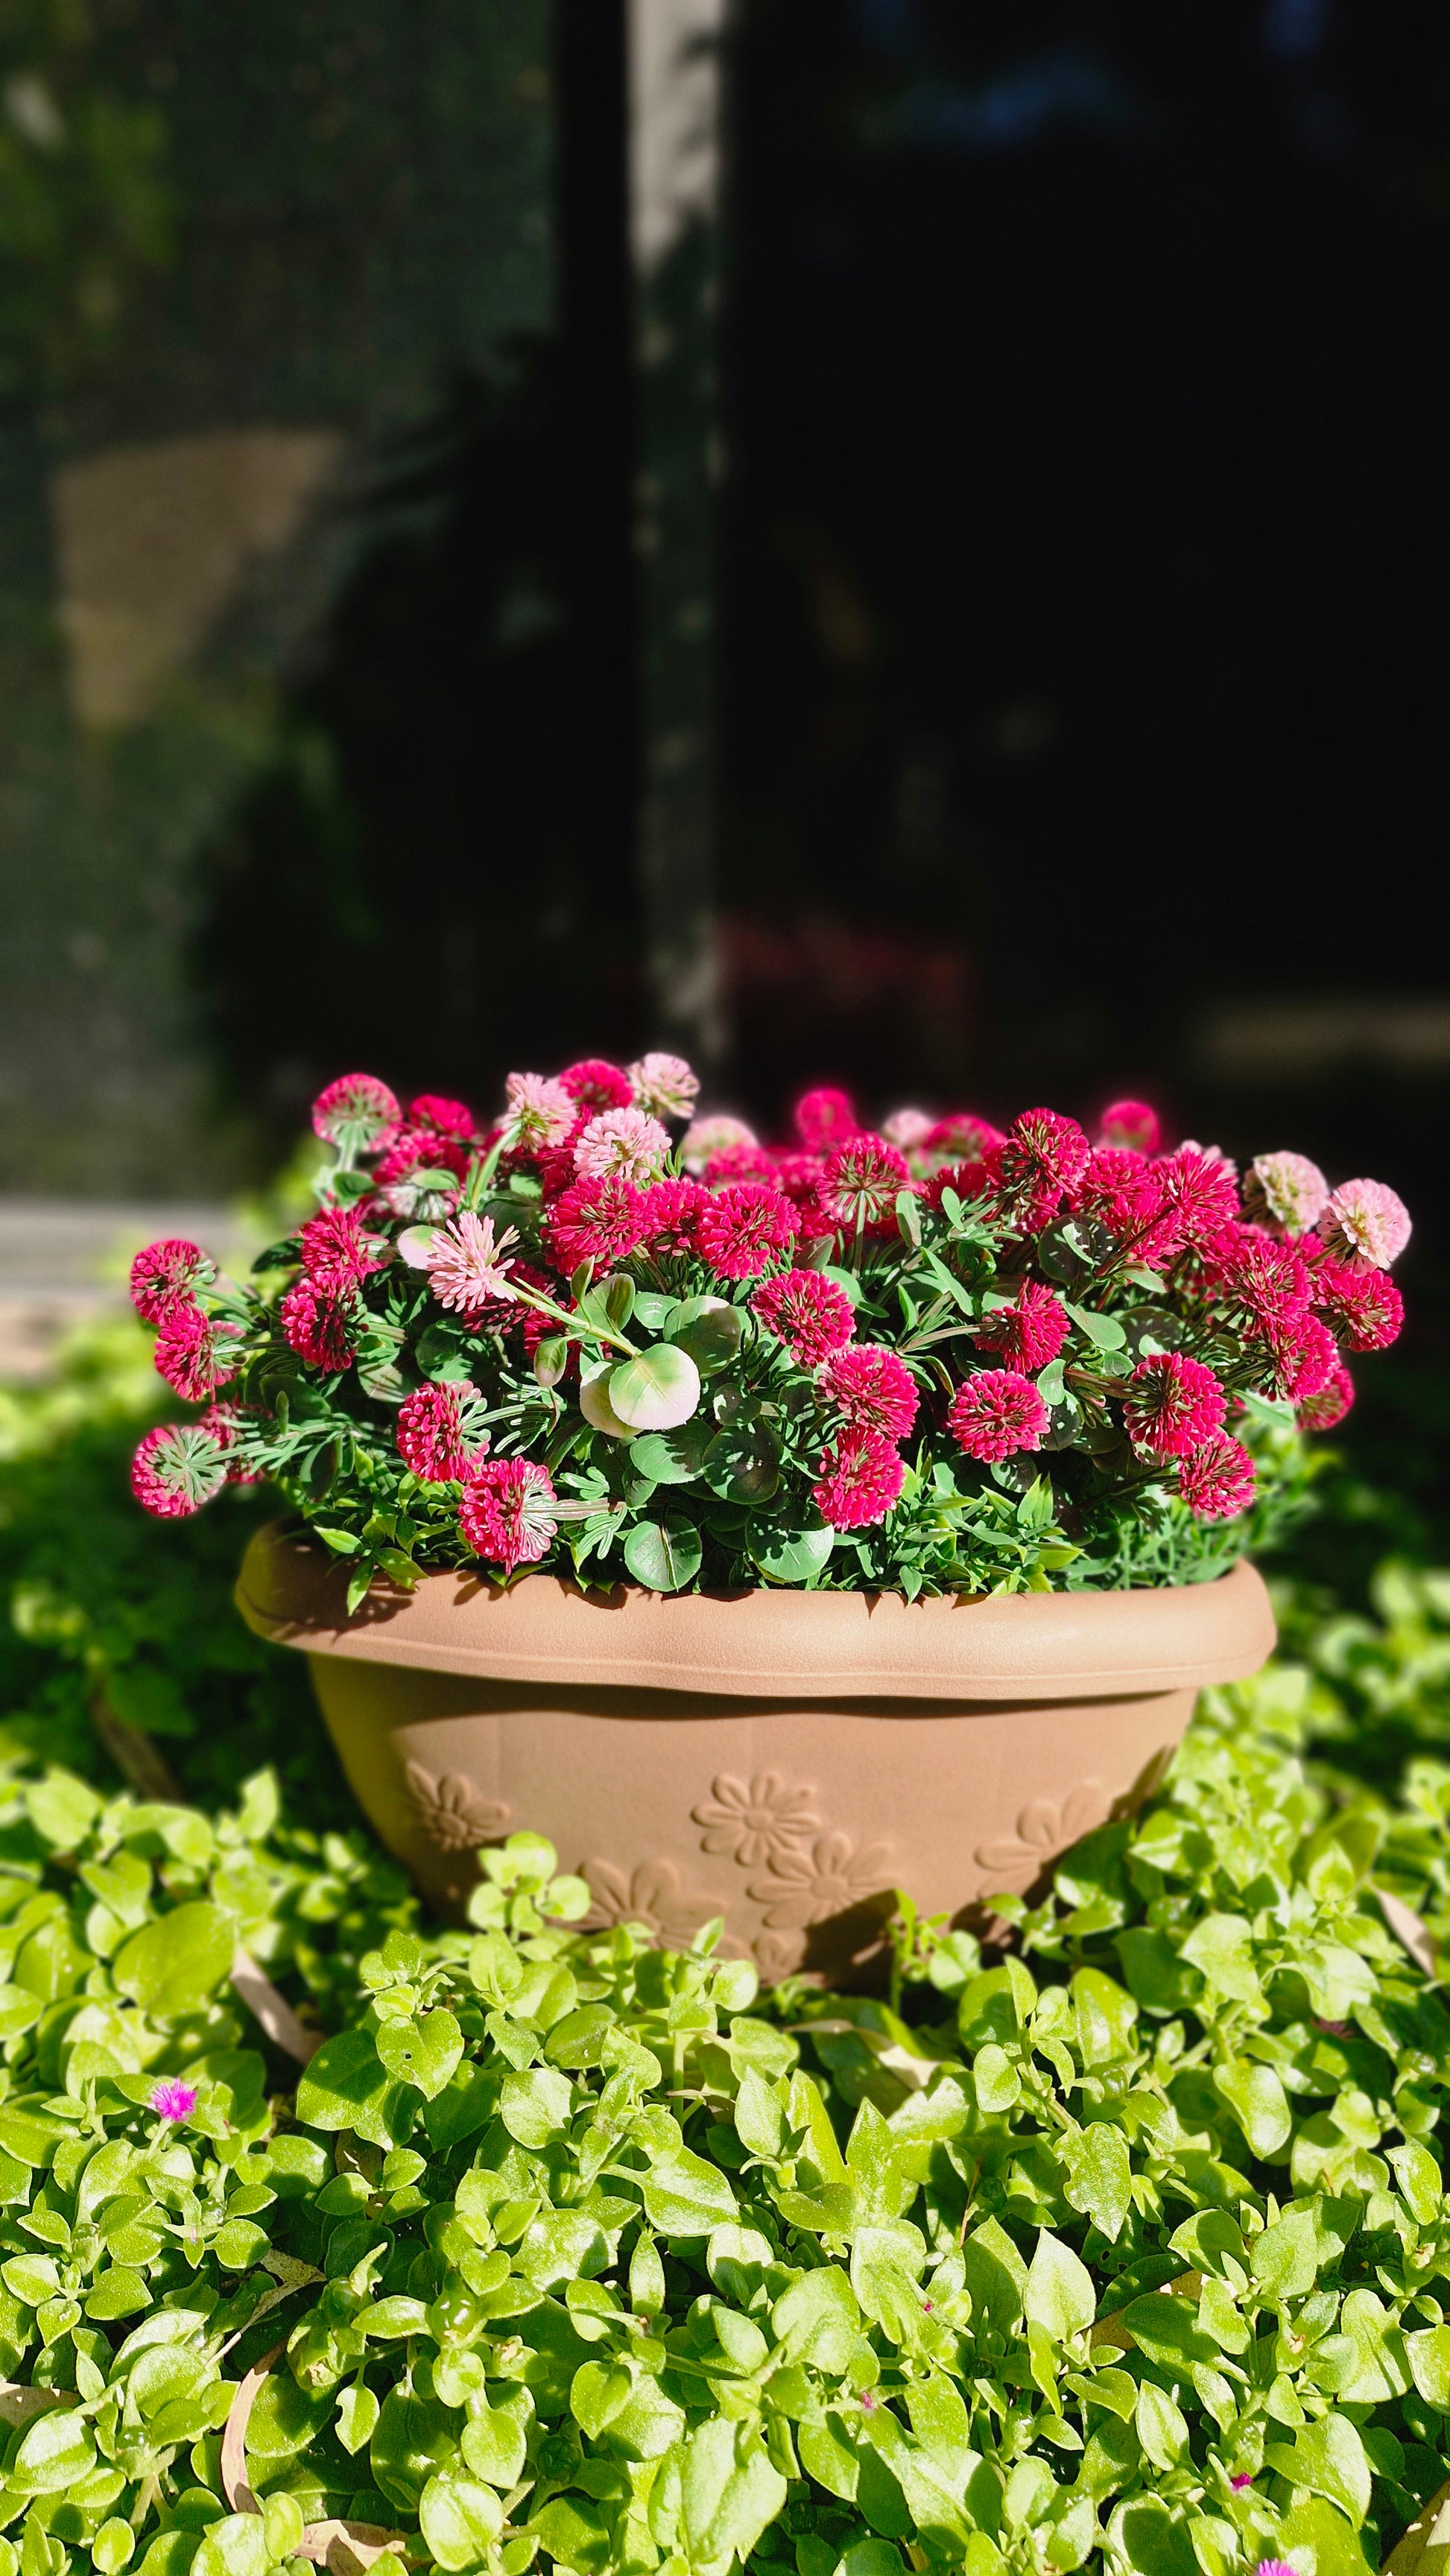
[237,1524,1276,1985]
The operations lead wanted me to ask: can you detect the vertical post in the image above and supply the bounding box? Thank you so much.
[627,0,728,1073]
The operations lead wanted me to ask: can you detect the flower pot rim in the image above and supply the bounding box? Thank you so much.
[235,1518,1276,1705]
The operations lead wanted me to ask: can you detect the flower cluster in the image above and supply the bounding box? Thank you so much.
[127,1067,1408,1598]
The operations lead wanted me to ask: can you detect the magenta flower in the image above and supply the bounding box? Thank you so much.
[299,1205,386,1291]
[1314,1256,1405,1351]
[820,1345,919,1440]
[559,1058,633,1115]
[1229,2474,1254,2492]
[680,1113,758,1174]
[130,1237,212,1324]
[813,1427,906,1530]
[546,1175,650,1269]
[696,1183,801,1281]
[1098,1099,1162,1155]
[975,1280,1069,1374]
[795,1087,860,1153]
[1254,2562,1298,2576]
[396,1381,485,1483]
[1297,1360,1355,1432]
[1122,1353,1226,1459]
[458,1459,558,1573]
[311,1073,400,1155]
[947,1368,1049,1463]
[280,1278,356,1372]
[820,1136,911,1231]
[150,2080,197,2124]
[153,1304,242,1403]
[1177,1432,1256,1522]
[993,1108,1092,1229]
[752,1267,855,1367]
[130,1423,229,1520]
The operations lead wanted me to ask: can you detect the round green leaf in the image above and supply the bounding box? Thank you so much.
[748,1523,833,1582]
[375,2007,463,2100]
[666,1298,746,1374]
[623,1515,704,1594]
[704,1425,782,1506]
[579,1365,634,1442]
[532,1335,569,1389]
[610,1344,702,1431]
[631,1421,713,1485]
[421,2471,504,2572]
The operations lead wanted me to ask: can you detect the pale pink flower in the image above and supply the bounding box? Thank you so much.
[629,1051,700,1119]
[501,1071,576,1152]
[680,1114,757,1175]
[1319,1177,1411,1269]
[574,1107,671,1185]
[880,1107,934,1150]
[425,1211,519,1313]
[1244,1149,1329,1236]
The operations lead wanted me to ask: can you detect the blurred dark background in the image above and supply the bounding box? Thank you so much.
[1,0,1446,1506]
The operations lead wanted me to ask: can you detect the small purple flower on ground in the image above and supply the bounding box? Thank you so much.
[150,2079,197,2123]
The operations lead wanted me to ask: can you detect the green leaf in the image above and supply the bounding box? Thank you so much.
[1178,1913,1263,2006]
[681,2418,788,2574]
[420,2470,504,2572]
[190,2519,270,2576]
[1213,2057,1291,2159]
[1251,2207,1319,2302]
[1264,2414,1372,2526]
[623,1515,703,1594]
[667,1298,747,1374]
[335,2383,381,2456]
[1063,1301,1127,1351]
[7,2404,97,2493]
[642,2147,739,2236]
[748,1522,835,1583]
[1134,2379,1188,2471]
[610,1345,703,1431]
[374,2008,463,2100]
[631,1421,714,1484]
[1057,2121,1131,2241]
[498,2065,574,2147]
[296,2027,410,2149]
[111,1901,233,2017]
[1023,2231,1096,2342]
[460,2395,529,2488]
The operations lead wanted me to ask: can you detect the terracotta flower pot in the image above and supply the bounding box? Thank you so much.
[235,1522,1275,1984]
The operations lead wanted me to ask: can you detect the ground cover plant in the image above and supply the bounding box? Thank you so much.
[121,1068,1411,1600]
[3,1230,1449,2576]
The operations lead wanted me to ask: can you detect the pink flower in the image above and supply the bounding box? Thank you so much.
[639,1178,709,1249]
[574,1107,671,1185]
[1244,1149,1329,1236]
[922,1113,1004,1169]
[705,1140,778,1184]
[1073,1148,1171,1250]
[149,2080,197,2124]
[1177,1433,1256,1521]
[813,1426,906,1529]
[130,1237,212,1323]
[408,1093,475,1140]
[458,1459,558,1573]
[1153,1149,1241,1254]
[311,1073,401,1155]
[1098,1099,1161,1155]
[560,1058,633,1115]
[280,1278,356,1371]
[820,1136,911,1231]
[299,1205,386,1290]
[425,1212,520,1314]
[396,1381,486,1483]
[1272,1311,1338,1402]
[628,1052,700,1119]
[821,1345,919,1439]
[203,1403,264,1485]
[501,1071,577,1152]
[993,1109,1091,1229]
[1229,2475,1254,2493]
[1312,1257,1404,1352]
[795,1087,859,1153]
[1298,1362,1355,1432]
[1319,1178,1411,1269]
[696,1183,800,1281]
[751,1268,855,1366]
[1255,2559,1299,2576]
[130,1423,229,1519]
[880,1107,934,1150]
[153,1304,241,1402]
[680,1114,758,1174]
[1209,1231,1314,1350]
[546,1176,650,1270]
[947,1369,1048,1462]
[976,1281,1068,1374]
[1122,1353,1226,1458]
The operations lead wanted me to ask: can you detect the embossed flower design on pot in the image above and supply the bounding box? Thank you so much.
[691,1771,820,1869]
[405,1760,510,1853]
[975,1781,1111,1892]
[578,1857,724,1949]
[748,1831,895,1931]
